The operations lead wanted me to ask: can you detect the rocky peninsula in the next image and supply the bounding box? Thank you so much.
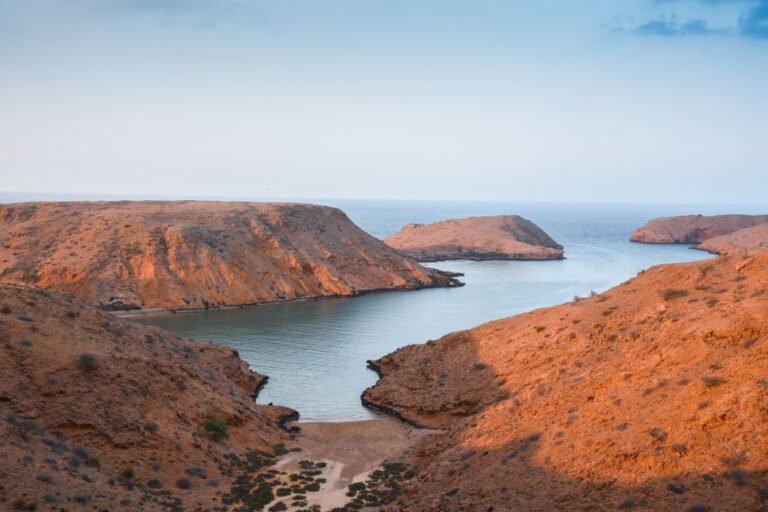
[0,201,461,311]
[364,250,768,510]
[383,215,564,261]
[630,214,768,245]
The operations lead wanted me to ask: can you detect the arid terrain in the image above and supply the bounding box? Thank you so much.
[364,249,768,511]
[0,282,295,511]
[384,215,564,261]
[0,201,460,311]
[631,214,768,245]
[697,223,768,255]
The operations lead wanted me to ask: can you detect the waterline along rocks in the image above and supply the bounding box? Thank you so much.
[0,201,461,311]
[383,215,564,261]
[630,214,768,245]
[0,283,294,510]
[363,250,768,511]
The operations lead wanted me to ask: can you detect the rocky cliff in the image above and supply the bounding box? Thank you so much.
[0,283,294,510]
[364,251,768,511]
[0,201,460,311]
[383,215,564,261]
[630,214,768,245]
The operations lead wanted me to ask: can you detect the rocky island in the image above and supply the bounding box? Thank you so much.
[364,250,768,510]
[0,201,461,312]
[630,214,768,245]
[383,215,564,261]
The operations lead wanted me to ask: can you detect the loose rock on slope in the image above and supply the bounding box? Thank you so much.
[364,250,768,511]
[384,215,564,261]
[0,201,461,311]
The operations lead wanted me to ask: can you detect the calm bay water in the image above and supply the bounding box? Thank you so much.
[4,193,762,421]
[133,200,766,422]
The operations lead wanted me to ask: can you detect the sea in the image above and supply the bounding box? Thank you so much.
[2,194,765,421]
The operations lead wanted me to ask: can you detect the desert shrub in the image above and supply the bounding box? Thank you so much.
[12,497,36,510]
[121,467,135,479]
[76,353,99,371]
[701,376,725,388]
[276,488,291,497]
[204,418,229,441]
[65,310,78,319]
[660,288,689,300]
[123,243,144,255]
[0,304,11,314]
[144,421,159,433]
[147,479,162,489]
[273,443,289,456]
[176,477,192,490]
[268,503,287,512]
[186,467,206,479]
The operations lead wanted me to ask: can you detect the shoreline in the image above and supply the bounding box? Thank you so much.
[114,278,465,318]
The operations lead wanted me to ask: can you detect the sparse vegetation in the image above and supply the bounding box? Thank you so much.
[701,376,725,388]
[11,497,36,511]
[205,418,229,442]
[76,353,99,371]
[660,288,689,301]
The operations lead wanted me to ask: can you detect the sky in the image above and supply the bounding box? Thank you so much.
[0,0,766,203]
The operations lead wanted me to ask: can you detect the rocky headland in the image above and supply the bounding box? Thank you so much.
[696,223,768,255]
[630,214,768,245]
[383,215,564,261]
[0,283,295,510]
[0,201,461,312]
[364,250,768,511]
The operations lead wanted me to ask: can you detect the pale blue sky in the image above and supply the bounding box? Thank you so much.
[0,1,766,202]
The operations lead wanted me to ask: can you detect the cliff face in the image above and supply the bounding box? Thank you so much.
[0,283,293,510]
[697,223,768,255]
[630,214,768,245]
[364,251,768,511]
[0,201,460,310]
[383,215,564,261]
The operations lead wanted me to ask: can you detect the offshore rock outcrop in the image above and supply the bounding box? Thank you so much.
[630,214,768,245]
[383,215,564,261]
[0,201,461,311]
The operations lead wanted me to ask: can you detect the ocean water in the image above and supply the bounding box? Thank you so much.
[3,193,763,420]
[132,200,768,422]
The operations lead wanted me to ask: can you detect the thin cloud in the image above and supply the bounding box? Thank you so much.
[630,0,768,39]
[632,18,725,36]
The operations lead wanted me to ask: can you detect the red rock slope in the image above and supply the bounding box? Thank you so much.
[697,223,768,255]
[0,283,293,510]
[364,250,768,511]
[0,201,460,311]
[631,214,768,244]
[383,215,564,261]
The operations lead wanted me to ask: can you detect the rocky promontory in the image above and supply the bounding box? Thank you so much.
[383,215,564,261]
[364,250,768,510]
[0,201,461,311]
[696,223,768,255]
[630,214,768,245]
[0,283,294,510]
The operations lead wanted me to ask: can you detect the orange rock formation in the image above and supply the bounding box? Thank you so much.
[0,201,460,311]
[384,215,564,261]
[364,250,768,511]
[630,214,768,245]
